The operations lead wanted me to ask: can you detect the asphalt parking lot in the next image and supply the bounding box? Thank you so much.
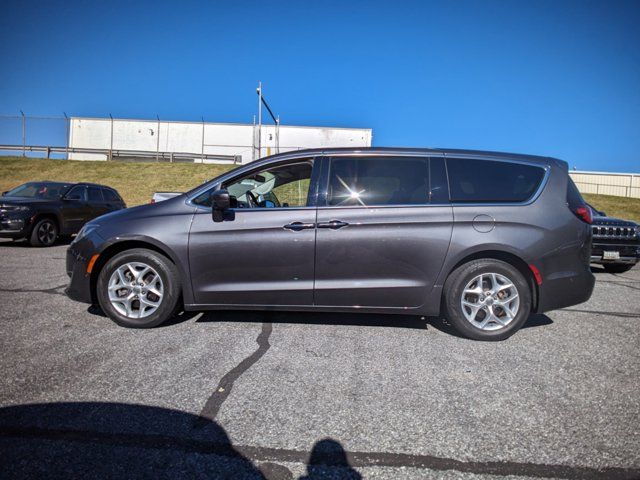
[0,239,639,479]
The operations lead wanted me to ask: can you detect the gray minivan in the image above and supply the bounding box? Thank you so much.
[66,148,594,340]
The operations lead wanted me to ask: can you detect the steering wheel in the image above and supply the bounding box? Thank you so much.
[246,190,259,208]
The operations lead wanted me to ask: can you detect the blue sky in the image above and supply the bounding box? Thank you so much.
[1,0,639,171]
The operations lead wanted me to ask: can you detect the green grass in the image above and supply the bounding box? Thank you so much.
[2,156,639,222]
[583,193,640,223]
[0,156,235,206]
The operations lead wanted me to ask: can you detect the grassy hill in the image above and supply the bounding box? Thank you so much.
[1,156,639,222]
[0,156,234,206]
[583,194,640,223]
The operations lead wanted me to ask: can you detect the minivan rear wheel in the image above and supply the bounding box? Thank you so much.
[444,259,531,341]
[96,248,181,328]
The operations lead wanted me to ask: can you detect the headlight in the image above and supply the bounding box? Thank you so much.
[74,223,99,243]
[0,204,31,213]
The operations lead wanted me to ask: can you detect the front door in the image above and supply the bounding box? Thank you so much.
[189,158,318,306]
[59,185,91,234]
[313,155,453,309]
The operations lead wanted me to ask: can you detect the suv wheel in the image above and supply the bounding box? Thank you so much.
[29,218,58,247]
[444,259,531,341]
[97,248,181,328]
[603,264,634,274]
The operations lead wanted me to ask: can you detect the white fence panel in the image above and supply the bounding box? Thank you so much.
[569,171,640,198]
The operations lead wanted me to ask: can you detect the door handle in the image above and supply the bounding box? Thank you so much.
[283,222,315,231]
[317,220,349,229]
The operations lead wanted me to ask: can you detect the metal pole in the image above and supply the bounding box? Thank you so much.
[64,112,70,160]
[252,115,256,161]
[20,110,25,156]
[201,116,205,163]
[276,115,280,154]
[257,81,262,158]
[109,114,114,161]
[156,115,160,162]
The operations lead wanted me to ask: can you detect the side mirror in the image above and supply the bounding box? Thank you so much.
[211,189,230,222]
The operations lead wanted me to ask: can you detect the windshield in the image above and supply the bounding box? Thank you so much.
[4,182,70,199]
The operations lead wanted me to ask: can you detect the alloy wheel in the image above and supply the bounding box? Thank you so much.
[460,272,520,331]
[108,262,164,319]
[37,221,56,245]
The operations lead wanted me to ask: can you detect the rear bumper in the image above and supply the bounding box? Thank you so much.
[537,268,595,313]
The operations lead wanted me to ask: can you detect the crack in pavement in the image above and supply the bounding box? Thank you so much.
[1,425,638,479]
[560,308,640,318]
[611,273,640,282]
[195,322,273,427]
[0,284,68,297]
[597,281,640,292]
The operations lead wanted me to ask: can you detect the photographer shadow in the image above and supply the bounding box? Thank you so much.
[0,401,360,480]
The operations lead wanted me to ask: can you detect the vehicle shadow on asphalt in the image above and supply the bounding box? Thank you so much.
[194,310,553,338]
[88,304,553,338]
[0,401,360,480]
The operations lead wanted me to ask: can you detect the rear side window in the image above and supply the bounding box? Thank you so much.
[102,189,121,202]
[326,156,429,206]
[446,158,546,203]
[87,187,104,202]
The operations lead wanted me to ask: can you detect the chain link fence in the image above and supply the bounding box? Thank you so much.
[0,114,70,159]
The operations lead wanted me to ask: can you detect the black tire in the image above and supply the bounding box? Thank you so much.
[603,263,635,274]
[96,248,181,328]
[444,259,532,341]
[29,218,58,247]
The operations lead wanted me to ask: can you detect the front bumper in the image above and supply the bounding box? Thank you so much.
[65,246,94,304]
[65,232,104,304]
[590,242,640,265]
[0,214,32,239]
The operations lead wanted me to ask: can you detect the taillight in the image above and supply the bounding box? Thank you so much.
[573,205,592,224]
[150,199,155,204]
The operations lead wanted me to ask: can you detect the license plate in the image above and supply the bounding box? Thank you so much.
[603,251,620,260]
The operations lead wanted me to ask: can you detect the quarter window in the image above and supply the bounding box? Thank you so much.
[446,158,546,203]
[102,189,121,202]
[326,157,429,207]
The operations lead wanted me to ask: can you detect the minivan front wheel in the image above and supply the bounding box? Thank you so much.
[444,259,531,341]
[97,248,181,328]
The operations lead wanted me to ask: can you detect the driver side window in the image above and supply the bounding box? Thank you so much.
[224,160,314,209]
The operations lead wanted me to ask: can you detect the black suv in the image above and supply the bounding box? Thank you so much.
[66,148,595,341]
[588,204,639,273]
[0,181,126,247]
